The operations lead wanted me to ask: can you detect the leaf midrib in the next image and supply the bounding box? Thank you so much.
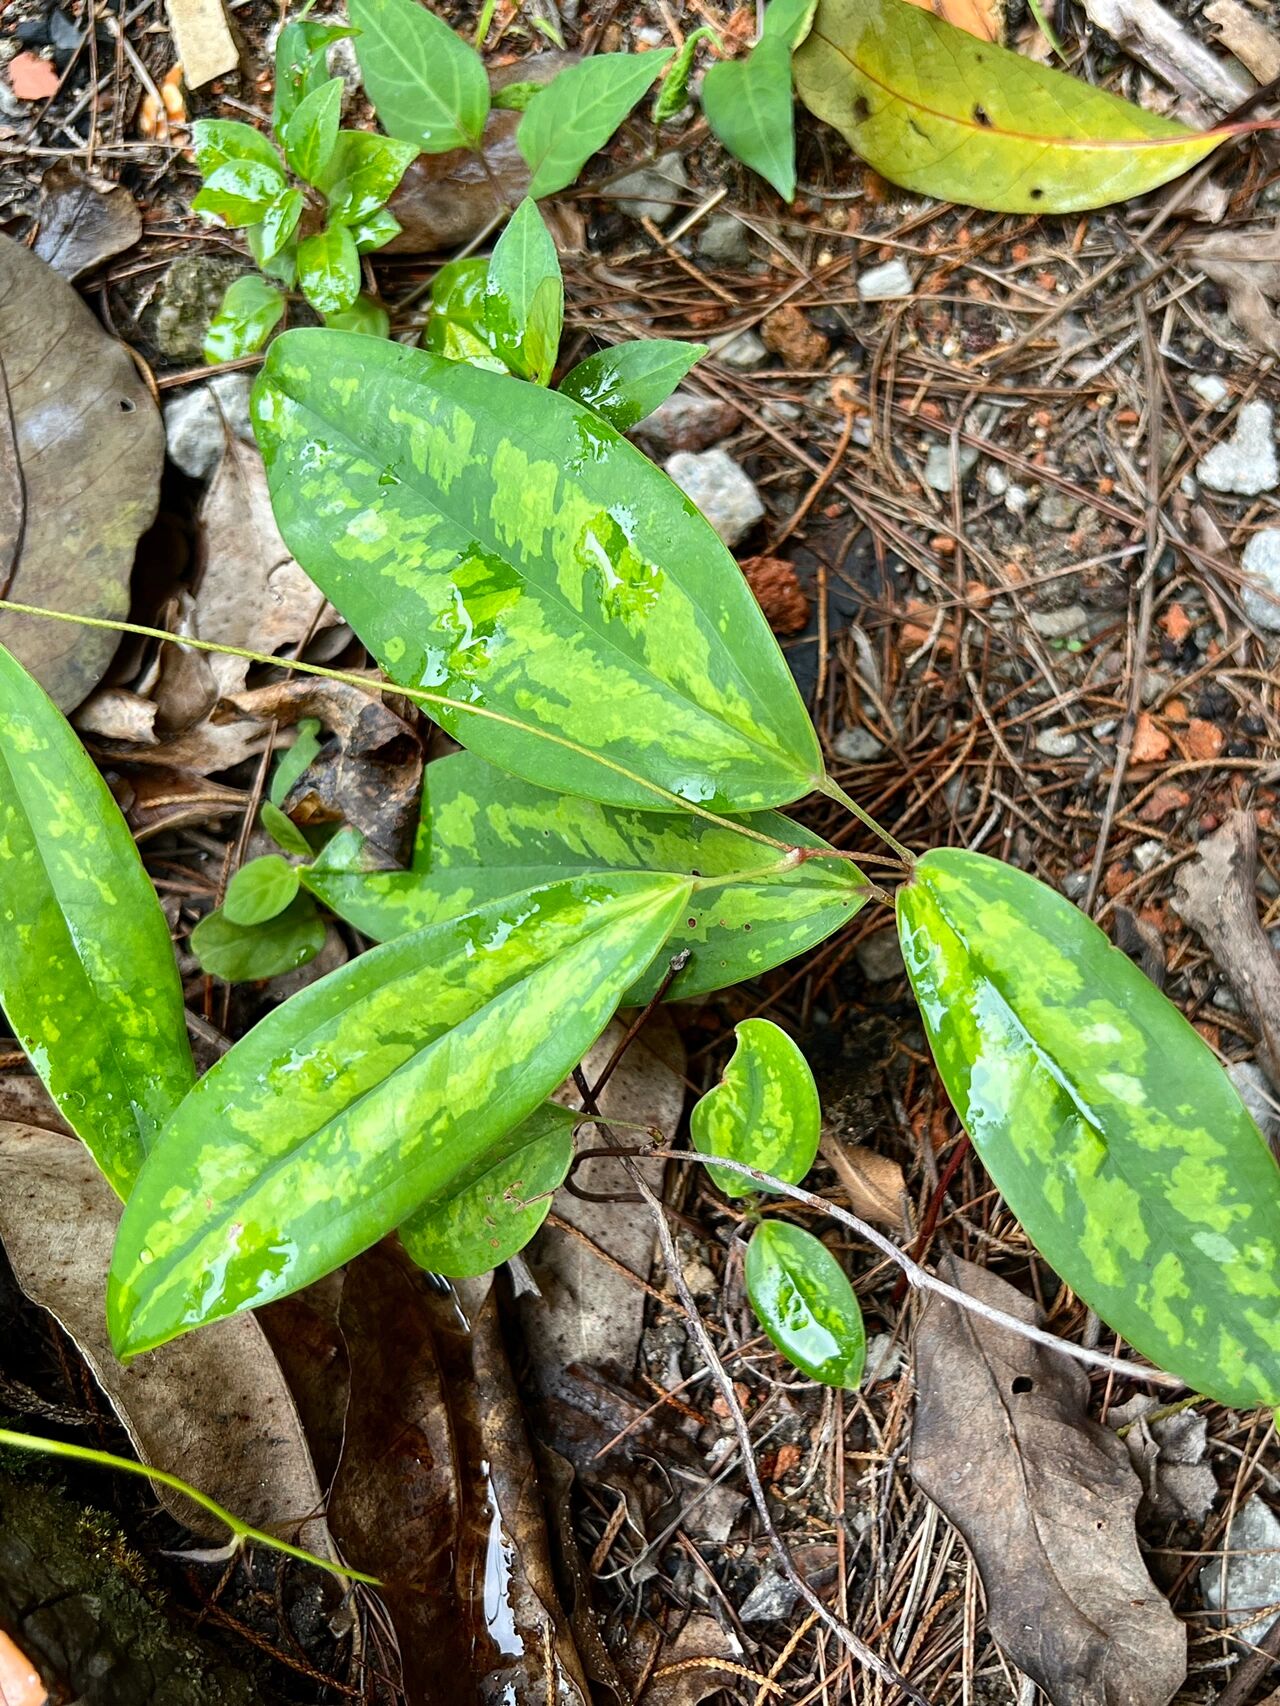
[277,357,817,788]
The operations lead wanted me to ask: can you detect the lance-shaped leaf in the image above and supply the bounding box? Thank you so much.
[252,330,823,813]
[559,338,708,431]
[519,51,674,198]
[793,0,1235,214]
[484,198,563,385]
[702,34,800,202]
[301,750,866,1002]
[348,0,489,153]
[745,1220,865,1388]
[400,1102,578,1277]
[108,872,690,1355]
[691,1018,820,1199]
[0,645,194,1196]
[898,848,1280,1409]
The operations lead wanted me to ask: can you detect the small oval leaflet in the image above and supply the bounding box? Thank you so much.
[691,1018,821,1199]
[223,855,300,926]
[897,847,1280,1409]
[399,1103,577,1277]
[745,1219,866,1389]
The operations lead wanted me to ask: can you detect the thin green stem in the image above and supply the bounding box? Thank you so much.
[818,777,914,864]
[0,598,796,855]
[0,1427,380,1584]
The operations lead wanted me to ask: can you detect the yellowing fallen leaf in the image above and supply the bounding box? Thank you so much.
[794,0,1249,214]
[899,0,1004,44]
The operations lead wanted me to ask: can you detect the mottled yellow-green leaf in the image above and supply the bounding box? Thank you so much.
[745,1220,865,1388]
[108,872,690,1354]
[0,645,195,1196]
[793,0,1232,213]
[400,1102,577,1276]
[898,848,1280,1408]
[251,330,822,813]
[692,1018,821,1198]
[301,750,866,1002]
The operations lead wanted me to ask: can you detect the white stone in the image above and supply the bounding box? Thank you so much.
[923,442,979,492]
[1201,1494,1280,1639]
[857,259,913,300]
[833,726,883,763]
[664,448,763,548]
[1197,400,1278,496]
[1030,604,1088,638]
[607,151,689,225]
[1035,727,1079,758]
[718,329,767,369]
[1241,529,1280,633]
[1189,373,1229,410]
[162,373,253,479]
[985,464,1009,497]
[1132,838,1164,872]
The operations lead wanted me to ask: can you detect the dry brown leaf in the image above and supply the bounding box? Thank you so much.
[328,1244,590,1705]
[627,1612,755,1705]
[0,235,163,709]
[1186,225,1280,357]
[114,765,246,840]
[898,0,1004,41]
[196,438,340,695]
[33,162,142,281]
[1205,0,1280,81]
[72,687,160,745]
[0,1124,338,1556]
[821,1133,906,1228]
[912,1258,1186,1706]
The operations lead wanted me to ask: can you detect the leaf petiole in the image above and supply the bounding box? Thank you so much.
[0,1427,381,1585]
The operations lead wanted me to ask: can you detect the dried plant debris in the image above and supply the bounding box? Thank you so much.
[0,236,163,710]
[32,163,141,282]
[912,1258,1186,1706]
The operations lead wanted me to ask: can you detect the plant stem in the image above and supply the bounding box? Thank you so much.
[0,597,797,855]
[0,1426,380,1584]
[819,777,914,864]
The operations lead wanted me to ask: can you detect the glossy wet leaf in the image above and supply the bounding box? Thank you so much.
[203,274,284,363]
[192,118,281,176]
[0,645,195,1197]
[259,187,303,264]
[350,207,402,253]
[745,1220,865,1388]
[301,750,866,1002]
[518,51,674,198]
[247,222,298,287]
[322,132,419,226]
[109,872,690,1353]
[400,1102,577,1277]
[422,255,505,370]
[297,224,360,315]
[324,294,391,338]
[224,855,301,926]
[897,847,1280,1408]
[793,0,1231,213]
[281,77,343,186]
[484,198,563,385]
[559,338,706,431]
[702,34,798,201]
[349,0,489,153]
[252,330,822,812]
[190,892,325,983]
[691,1017,821,1199]
[261,800,313,857]
[193,158,287,226]
[274,19,352,136]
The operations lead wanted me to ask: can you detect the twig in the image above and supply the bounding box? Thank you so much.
[654,1152,1185,1391]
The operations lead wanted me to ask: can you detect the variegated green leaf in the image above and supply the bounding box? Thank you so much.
[559,339,707,431]
[898,847,1280,1409]
[300,750,866,1002]
[745,1220,865,1388]
[400,1102,577,1277]
[691,1018,820,1199]
[0,645,195,1196]
[251,330,822,813]
[484,197,563,384]
[108,872,690,1354]
[422,255,506,371]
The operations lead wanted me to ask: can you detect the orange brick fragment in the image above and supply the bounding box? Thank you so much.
[1182,718,1224,761]
[1132,713,1171,763]
[1139,784,1191,823]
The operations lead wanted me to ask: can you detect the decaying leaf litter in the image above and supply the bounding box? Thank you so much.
[3,0,1280,1696]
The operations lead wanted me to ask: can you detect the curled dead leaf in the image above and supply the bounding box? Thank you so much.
[820,1132,906,1229]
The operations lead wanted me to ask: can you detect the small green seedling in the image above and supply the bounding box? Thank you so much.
[194,25,415,361]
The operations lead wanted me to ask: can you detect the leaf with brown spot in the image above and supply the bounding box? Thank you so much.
[0,235,163,708]
[912,1258,1186,1706]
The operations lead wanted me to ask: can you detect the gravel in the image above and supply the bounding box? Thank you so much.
[1197,400,1278,496]
[664,448,764,547]
[1241,529,1280,632]
[858,259,914,300]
